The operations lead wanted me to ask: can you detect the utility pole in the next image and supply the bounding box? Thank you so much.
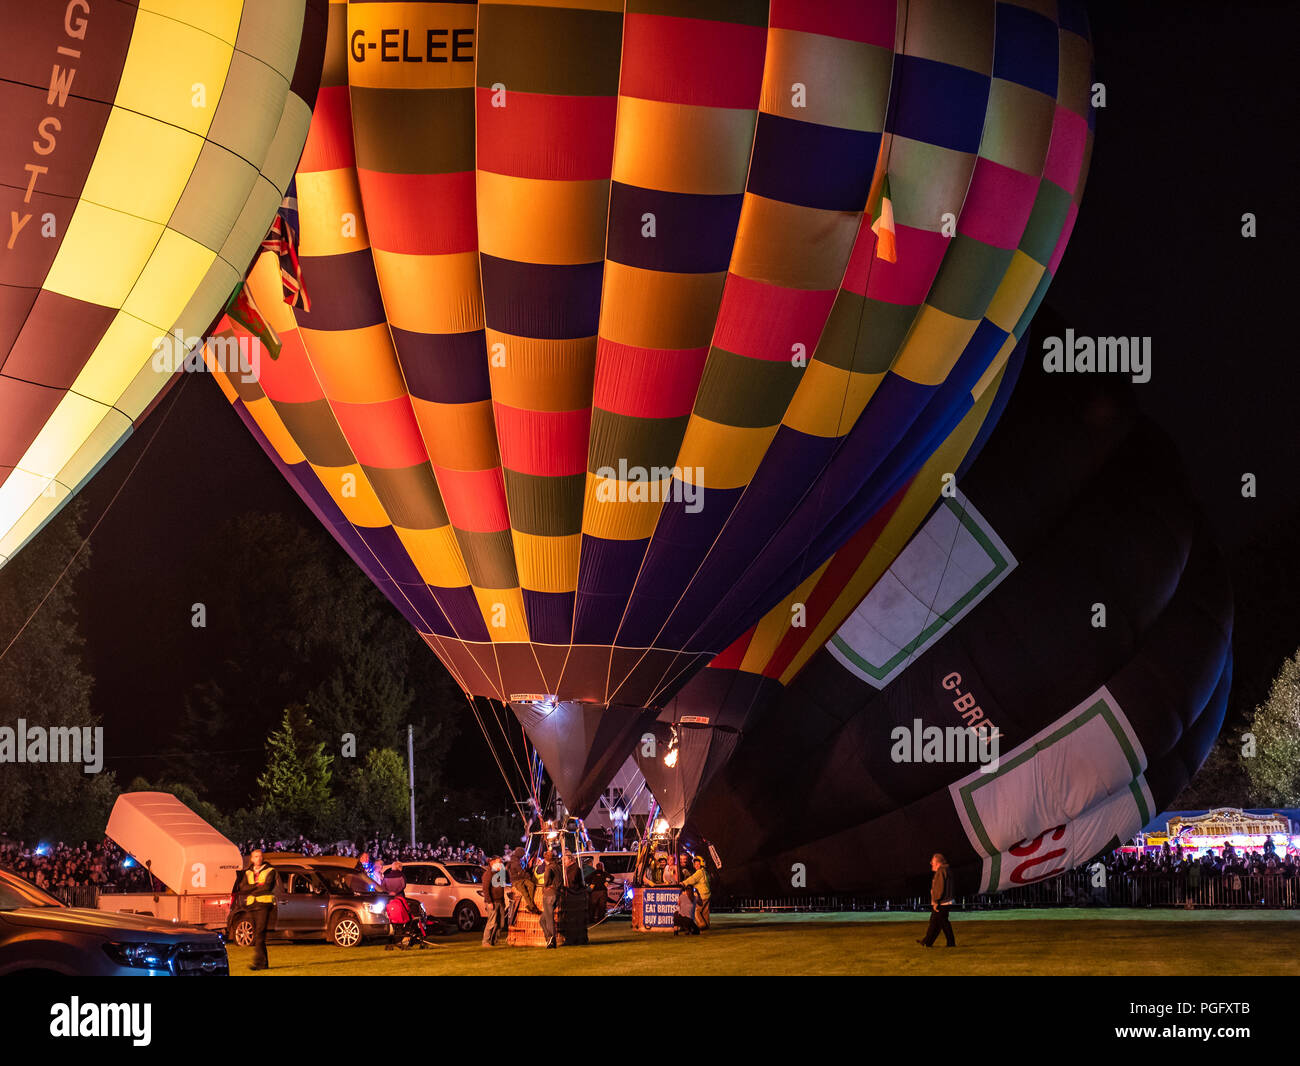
[407,725,416,847]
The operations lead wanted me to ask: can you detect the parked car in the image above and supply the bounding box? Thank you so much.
[226,860,390,948]
[386,862,485,932]
[0,867,228,976]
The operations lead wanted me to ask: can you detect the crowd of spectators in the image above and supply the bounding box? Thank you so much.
[0,834,492,898]
[1084,837,1300,879]
[237,835,490,867]
[0,839,159,895]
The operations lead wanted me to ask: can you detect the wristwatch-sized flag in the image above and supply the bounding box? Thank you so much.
[869,175,897,264]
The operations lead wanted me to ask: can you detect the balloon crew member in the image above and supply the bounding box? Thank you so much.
[241,849,278,971]
[480,856,509,947]
[561,852,588,944]
[680,855,712,930]
[539,851,561,948]
[587,861,610,922]
[508,846,540,920]
[917,853,956,948]
[673,882,700,936]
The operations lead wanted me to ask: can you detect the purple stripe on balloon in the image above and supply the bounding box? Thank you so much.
[572,535,647,644]
[523,589,575,644]
[479,254,602,341]
[430,584,489,640]
[354,523,423,585]
[615,484,742,648]
[390,326,490,404]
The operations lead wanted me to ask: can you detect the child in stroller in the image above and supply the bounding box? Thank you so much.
[385,892,436,950]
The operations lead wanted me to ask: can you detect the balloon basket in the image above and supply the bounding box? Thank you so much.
[507,899,589,947]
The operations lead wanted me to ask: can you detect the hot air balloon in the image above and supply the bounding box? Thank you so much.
[0,0,327,569]
[683,361,1233,896]
[210,0,1093,815]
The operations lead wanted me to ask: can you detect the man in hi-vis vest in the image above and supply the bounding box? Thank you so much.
[241,849,279,970]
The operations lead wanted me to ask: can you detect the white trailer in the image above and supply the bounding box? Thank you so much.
[95,791,243,929]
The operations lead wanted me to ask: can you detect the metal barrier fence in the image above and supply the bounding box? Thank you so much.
[729,870,1300,913]
[48,885,100,910]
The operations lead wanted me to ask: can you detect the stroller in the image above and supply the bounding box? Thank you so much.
[385,893,434,950]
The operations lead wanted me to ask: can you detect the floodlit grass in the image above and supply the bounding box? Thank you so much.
[229,910,1300,977]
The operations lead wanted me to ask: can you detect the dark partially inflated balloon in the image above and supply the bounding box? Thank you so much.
[685,364,1233,897]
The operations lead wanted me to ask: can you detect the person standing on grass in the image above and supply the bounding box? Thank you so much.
[680,855,712,930]
[672,883,700,936]
[241,849,279,970]
[539,851,561,948]
[480,855,509,947]
[917,852,956,948]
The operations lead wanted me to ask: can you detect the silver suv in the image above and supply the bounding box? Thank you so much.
[386,862,485,932]
[227,861,391,948]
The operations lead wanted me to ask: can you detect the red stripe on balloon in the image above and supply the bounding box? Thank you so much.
[843,225,948,305]
[494,404,591,477]
[769,0,897,46]
[255,332,324,405]
[298,85,355,173]
[711,274,836,361]
[592,339,708,419]
[434,465,511,532]
[709,625,756,672]
[619,15,766,109]
[356,169,477,255]
[331,396,427,468]
[475,89,617,181]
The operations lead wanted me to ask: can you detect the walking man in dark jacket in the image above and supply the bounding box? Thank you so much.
[917,852,956,948]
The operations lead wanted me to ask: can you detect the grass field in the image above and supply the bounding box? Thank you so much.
[229,910,1300,977]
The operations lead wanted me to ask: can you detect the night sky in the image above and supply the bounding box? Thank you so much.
[36,3,1300,799]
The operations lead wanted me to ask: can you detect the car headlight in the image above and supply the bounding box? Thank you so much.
[368,900,387,915]
[103,941,172,971]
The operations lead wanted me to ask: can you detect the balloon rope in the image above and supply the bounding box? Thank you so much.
[0,372,192,666]
[461,692,526,814]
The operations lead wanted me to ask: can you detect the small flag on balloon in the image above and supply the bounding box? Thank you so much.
[224,280,282,361]
[870,175,897,264]
[259,177,310,311]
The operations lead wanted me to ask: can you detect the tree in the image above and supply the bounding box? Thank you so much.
[342,748,408,839]
[0,500,117,841]
[167,512,459,816]
[1172,731,1251,809]
[1241,650,1300,807]
[255,707,337,837]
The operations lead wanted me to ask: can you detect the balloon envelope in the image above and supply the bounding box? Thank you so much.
[0,0,326,568]
[685,365,1233,896]
[213,0,1093,811]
